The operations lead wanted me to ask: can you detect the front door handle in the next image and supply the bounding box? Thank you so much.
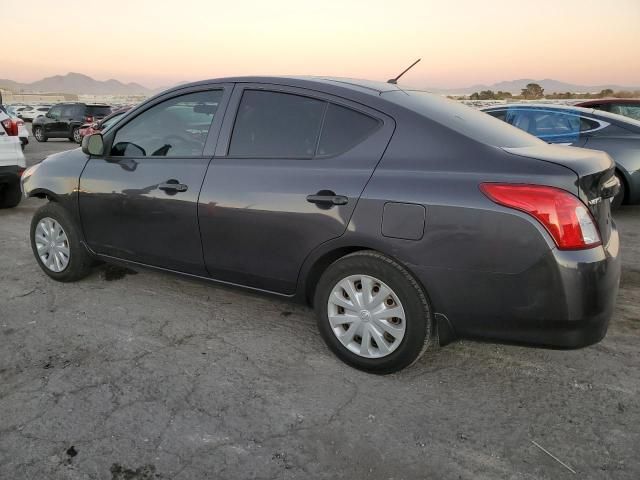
[306,191,348,206]
[158,180,188,193]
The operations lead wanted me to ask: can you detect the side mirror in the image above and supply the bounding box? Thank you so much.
[82,133,105,156]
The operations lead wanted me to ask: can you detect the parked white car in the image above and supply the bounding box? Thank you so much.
[0,109,26,208]
[18,105,51,122]
[1,106,29,150]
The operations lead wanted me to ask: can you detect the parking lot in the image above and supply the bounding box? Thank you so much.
[1,133,639,479]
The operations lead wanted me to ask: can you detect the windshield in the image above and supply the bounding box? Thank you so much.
[101,112,125,131]
[383,90,544,148]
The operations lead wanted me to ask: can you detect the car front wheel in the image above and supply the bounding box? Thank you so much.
[30,202,93,282]
[314,251,434,374]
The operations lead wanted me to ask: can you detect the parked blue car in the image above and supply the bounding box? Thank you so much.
[482,104,640,209]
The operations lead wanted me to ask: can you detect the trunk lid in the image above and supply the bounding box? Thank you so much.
[503,144,616,245]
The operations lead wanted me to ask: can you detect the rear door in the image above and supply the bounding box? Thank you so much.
[198,84,394,294]
[59,105,77,136]
[79,85,231,275]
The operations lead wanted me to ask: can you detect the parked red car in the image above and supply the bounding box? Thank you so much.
[575,98,640,120]
[78,107,130,143]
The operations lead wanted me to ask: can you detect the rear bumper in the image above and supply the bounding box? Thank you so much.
[415,225,621,349]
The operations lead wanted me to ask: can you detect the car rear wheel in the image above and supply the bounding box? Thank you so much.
[33,126,47,142]
[71,127,81,143]
[611,172,625,210]
[314,251,434,374]
[30,202,93,282]
[0,182,22,208]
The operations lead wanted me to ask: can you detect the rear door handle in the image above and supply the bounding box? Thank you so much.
[306,192,348,206]
[158,181,188,193]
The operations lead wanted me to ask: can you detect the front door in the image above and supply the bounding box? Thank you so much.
[79,86,231,275]
[198,85,394,293]
[43,105,64,136]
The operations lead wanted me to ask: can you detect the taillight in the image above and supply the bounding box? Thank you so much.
[85,116,94,123]
[480,183,601,250]
[1,118,19,136]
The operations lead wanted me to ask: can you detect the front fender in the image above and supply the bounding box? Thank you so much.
[21,148,90,227]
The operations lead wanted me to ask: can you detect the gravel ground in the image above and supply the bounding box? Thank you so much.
[1,136,639,480]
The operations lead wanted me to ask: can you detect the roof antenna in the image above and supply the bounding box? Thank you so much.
[387,58,421,84]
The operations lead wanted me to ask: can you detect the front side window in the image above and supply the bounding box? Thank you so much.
[48,106,62,119]
[229,90,325,158]
[111,90,222,157]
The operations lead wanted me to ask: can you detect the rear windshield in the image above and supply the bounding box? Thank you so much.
[382,90,544,148]
[86,106,112,117]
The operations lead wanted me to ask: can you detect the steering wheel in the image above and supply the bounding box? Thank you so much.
[160,134,202,155]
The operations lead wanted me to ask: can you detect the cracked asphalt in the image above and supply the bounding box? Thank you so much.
[1,138,639,479]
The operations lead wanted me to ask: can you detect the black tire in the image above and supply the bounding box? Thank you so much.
[0,181,22,208]
[314,251,434,374]
[30,202,94,282]
[71,127,81,143]
[33,126,47,142]
[611,172,625,211]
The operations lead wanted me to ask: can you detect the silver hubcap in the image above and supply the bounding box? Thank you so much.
[35,128,43,140]
[35,217,70,272]
[73,129,81,142]
[327,274,406,358]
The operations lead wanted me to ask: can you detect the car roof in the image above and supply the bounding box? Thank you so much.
[167,76,405,97]
[576,98,640,106]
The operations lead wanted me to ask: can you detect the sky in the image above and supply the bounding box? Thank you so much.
[2,0,639,89]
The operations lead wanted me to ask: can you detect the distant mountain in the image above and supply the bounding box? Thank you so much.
[2,73,638,97]
[428,78,640,95]
[0,72,154,95]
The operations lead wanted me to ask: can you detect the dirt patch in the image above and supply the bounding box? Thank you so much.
[621,268,640,289]
[110,463,159,480]
[101,265,139,281]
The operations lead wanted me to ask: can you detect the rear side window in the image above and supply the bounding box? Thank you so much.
[317,104,379,156]
[579,117,600,131]
[486,110,506,121]
[86,106,112,117]
[505,109,599,138]
[229,90,325,158]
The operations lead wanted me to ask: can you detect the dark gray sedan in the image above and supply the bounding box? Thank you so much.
[21,77,621,373]
[482,103,640,209]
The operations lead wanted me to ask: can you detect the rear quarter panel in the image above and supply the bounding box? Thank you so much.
[584,136,640,203]
[320,113,584,339]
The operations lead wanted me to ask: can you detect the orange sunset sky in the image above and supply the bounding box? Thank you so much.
[2,0,639,89]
